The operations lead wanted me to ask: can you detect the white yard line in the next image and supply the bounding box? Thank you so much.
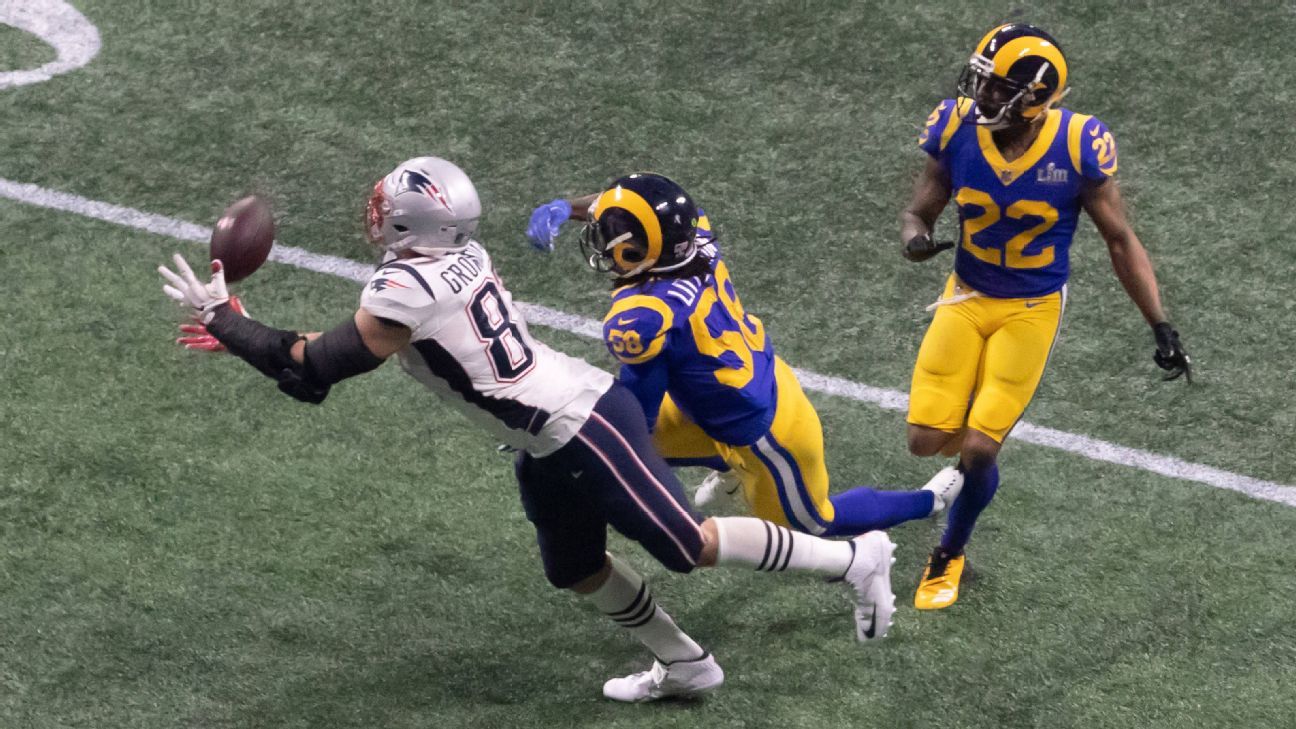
[3,177,1292,508]
[0,1,101,89]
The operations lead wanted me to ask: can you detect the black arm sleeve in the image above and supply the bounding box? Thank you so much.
[205,303,302,381]
[204,305,384,404]
[301,319,385,385]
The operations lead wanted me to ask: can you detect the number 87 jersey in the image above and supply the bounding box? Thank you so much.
[360,241,612,457]
[919,97,1119,298]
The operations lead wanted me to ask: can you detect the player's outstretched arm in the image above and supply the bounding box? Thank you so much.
[525,193,600,252]
[159,253,410,401]
[899,158,954,262]
[1081,180,1192,382]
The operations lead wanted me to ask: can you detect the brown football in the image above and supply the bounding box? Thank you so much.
[210,195,274,283]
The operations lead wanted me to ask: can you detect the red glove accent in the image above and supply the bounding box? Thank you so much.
[175,295,247,351]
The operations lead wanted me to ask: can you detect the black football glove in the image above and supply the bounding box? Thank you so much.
[1152,322,1192,382]
[902,233,955,262]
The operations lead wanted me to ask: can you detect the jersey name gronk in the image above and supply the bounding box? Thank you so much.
[361,242,612,456]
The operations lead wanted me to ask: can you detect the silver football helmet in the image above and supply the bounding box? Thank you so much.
[366,156,481,255]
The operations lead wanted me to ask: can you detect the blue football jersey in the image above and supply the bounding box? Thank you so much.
[602,213,778,446]
[919,97,1119,298]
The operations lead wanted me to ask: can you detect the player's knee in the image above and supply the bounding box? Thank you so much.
[658,551,699,575]
[695,518,720,567]
[960,431,1001,472]
[562,557,614,594]
[968,387,1025,443]
[908,385,965,440]
[543,553,609,591]
[907,424,951,457]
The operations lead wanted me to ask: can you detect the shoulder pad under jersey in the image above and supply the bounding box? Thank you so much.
[359,260,439,330]
[602,293,677,365]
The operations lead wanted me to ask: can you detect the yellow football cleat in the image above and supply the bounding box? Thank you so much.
[914,547,965,610]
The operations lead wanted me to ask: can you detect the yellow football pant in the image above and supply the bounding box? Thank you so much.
[652,357,835,535]
[908,275,1066,443]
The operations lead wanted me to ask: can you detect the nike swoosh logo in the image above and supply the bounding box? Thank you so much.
[863,606,877,639]
[571,470,584,479]
[616,317,636,326]
[1025,301,1044,308]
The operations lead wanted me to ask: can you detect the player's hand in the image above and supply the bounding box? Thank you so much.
[1152,322,1192,382]
[176,295,248,351]
[525,199,573,252]
[902,233,955,262]
[159,253,231,324]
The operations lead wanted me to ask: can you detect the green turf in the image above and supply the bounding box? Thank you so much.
[2,1,1295,727]
[0,23,56,70]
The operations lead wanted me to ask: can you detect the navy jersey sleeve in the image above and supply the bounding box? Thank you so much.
[917,98,971,160]
[1078,116,1119,182]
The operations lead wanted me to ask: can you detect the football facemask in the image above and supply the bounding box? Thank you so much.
[956,23,1068,129]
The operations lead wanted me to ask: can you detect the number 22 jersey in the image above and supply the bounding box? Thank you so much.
[919,97,1119,298]
[359,241,613,457]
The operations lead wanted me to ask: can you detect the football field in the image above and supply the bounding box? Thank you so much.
[3,1,1295,727]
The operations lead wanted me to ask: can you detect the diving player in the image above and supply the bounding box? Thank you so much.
[160,156,900,703]
[525,173,963,538]
[899,24,1192,609]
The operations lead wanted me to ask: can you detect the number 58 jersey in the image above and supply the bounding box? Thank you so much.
[359,241,613,457]
[919,97,1119,298]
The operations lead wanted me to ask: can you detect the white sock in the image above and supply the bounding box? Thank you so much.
[712,516,854,577]
[587,554,706,664]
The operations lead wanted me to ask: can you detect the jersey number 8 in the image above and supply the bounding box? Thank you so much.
[469,280,535,380]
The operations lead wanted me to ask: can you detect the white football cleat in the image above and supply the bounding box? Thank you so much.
[602,654,725,702]
[694,470,743,510]
[844,531,897,643]
[922,466,964,515]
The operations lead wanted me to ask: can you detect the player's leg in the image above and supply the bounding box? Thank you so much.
[653,393,729,471]
[907,286,992,609]
[515,450,719,702]
[951,292,1063,549]
[906,278,987,456]
[576,383,899,643]
[918,291,1064,609]
[652,394,742,508]
[739,358,945,536]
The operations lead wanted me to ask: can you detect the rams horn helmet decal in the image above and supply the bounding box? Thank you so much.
[956,23,1068,129]
[580,172,700,278]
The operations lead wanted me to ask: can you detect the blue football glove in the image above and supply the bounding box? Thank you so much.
[525,199,572,252]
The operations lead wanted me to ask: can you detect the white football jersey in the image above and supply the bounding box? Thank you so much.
[359,241,613,456]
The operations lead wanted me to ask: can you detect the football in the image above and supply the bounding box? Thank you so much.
[209,195,274,283]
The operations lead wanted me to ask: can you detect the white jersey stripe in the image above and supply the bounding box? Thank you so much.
[588,411,705,541]
[754,436,827,535]
[575,431,698,567]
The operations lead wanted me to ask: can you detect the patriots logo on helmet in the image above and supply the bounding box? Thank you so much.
[395,170,453,212]
[369,277,411,293]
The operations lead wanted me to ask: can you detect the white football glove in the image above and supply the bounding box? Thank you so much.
[158,253,230,324]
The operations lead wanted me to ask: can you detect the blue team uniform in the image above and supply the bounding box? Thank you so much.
[909,97,1119,441]
[602,214,935,536]
[918,97,1119,298]
[603,214,777,445]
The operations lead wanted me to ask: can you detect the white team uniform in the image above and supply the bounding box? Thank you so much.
[359,241,613,456]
